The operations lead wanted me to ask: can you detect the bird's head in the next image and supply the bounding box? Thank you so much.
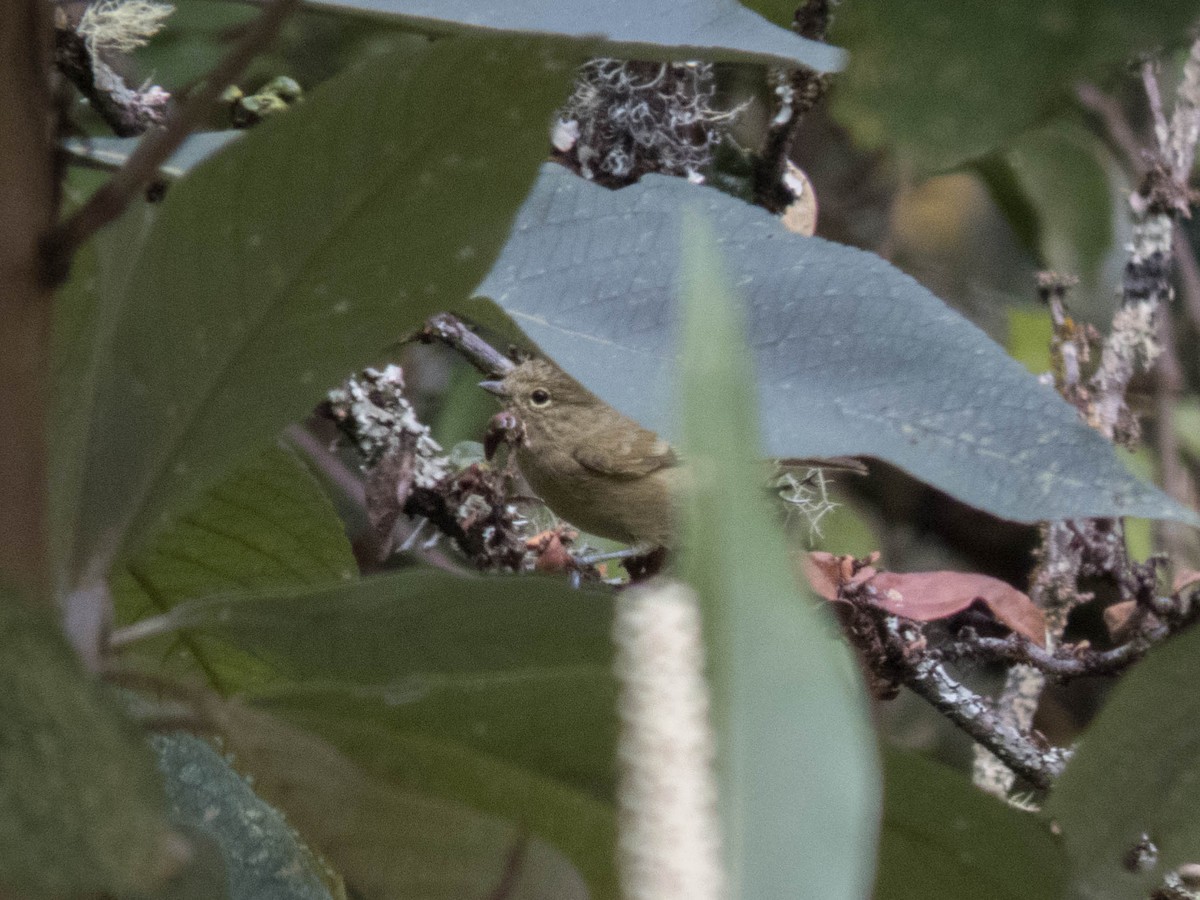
[480,358,600,444]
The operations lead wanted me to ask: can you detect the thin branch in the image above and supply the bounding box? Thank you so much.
[1088,35,1200,443]
[751,0,832,213]
[943,626,1165,679]
[1166,39,1200,184]
[1153,310,1199,566]
[1155,291,1191,500]
[874,615,1069,790]
[1076,81,1146,175]
[974,277,1096,794]
[109,609,176,650]
[54,18,169,137]
[1174,226,1200,335]
[43,0,298,284]
[486,835,531,900]
[418,312,516,376]
[1142,60,1170,152]
[284,422,367,509]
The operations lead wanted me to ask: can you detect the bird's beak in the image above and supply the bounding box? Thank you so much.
[479,379,508,398]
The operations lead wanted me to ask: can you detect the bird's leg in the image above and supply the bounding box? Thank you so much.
[575,545,654,565]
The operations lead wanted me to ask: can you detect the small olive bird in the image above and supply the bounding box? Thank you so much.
[480,358,680,547]
[480,358,865,548]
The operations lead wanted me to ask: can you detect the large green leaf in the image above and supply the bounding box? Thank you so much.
[112,445,356,692]
[1046,625,1200,899]
[209,701,590,900]
[829,0,1196,173]
[876,749,1066,900]
[473,164,1197,526]
[263,711,618,898]
[63,35,579,589]
[51,193,157,595]
[125,571,620,895]
[977,119,1119,293]
[677,216,880,899]
[0,593,171,898]
[298,0,844,70]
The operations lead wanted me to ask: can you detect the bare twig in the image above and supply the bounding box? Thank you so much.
[43,0,297,284]
[1142,60,1171,153]
[941,619,1180,679]
[419,312,516,377]
[751,0,833,212]
[1076,81,1147,175]
[283,421,468,575]
[109,608,176,650]
[1174,227,1200,335]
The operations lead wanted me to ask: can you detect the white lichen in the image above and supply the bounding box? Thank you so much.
[326,365,449,487]
[555,59,738,184]
[777,466,839,540]
[77,0,174,55]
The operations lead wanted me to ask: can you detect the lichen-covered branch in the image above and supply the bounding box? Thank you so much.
[852,610,1069,790]
[44,0,297,284]
[752,0,834,212]
[322,365,532,570]
[942,594,1195,678]
[827,545,1199,791]
[53,8,171,138]
[1088,41,1200,443]
[975,38,1200,797]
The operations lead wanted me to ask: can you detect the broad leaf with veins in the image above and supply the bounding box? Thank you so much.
[299,0,845,70]
[473,164,1199,526]
[58,37,580,586]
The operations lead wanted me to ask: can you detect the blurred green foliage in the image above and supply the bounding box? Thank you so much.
[22,1,1200,898]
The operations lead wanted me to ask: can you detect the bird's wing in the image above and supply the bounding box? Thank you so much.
[573,430,678,479]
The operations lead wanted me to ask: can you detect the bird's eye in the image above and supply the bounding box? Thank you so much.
[529,389,551,408]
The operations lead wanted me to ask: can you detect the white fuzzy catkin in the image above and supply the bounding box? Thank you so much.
[614,581,724,900]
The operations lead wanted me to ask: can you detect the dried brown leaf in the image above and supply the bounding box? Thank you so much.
[1173,567,1200,595]
[802,551,842,600]
[526,528,577,572]
[1103,600,1139,643]
[870,571,1046,646]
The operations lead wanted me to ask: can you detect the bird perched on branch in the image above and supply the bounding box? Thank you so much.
[481,357,864,549]
[481,358,679,548]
